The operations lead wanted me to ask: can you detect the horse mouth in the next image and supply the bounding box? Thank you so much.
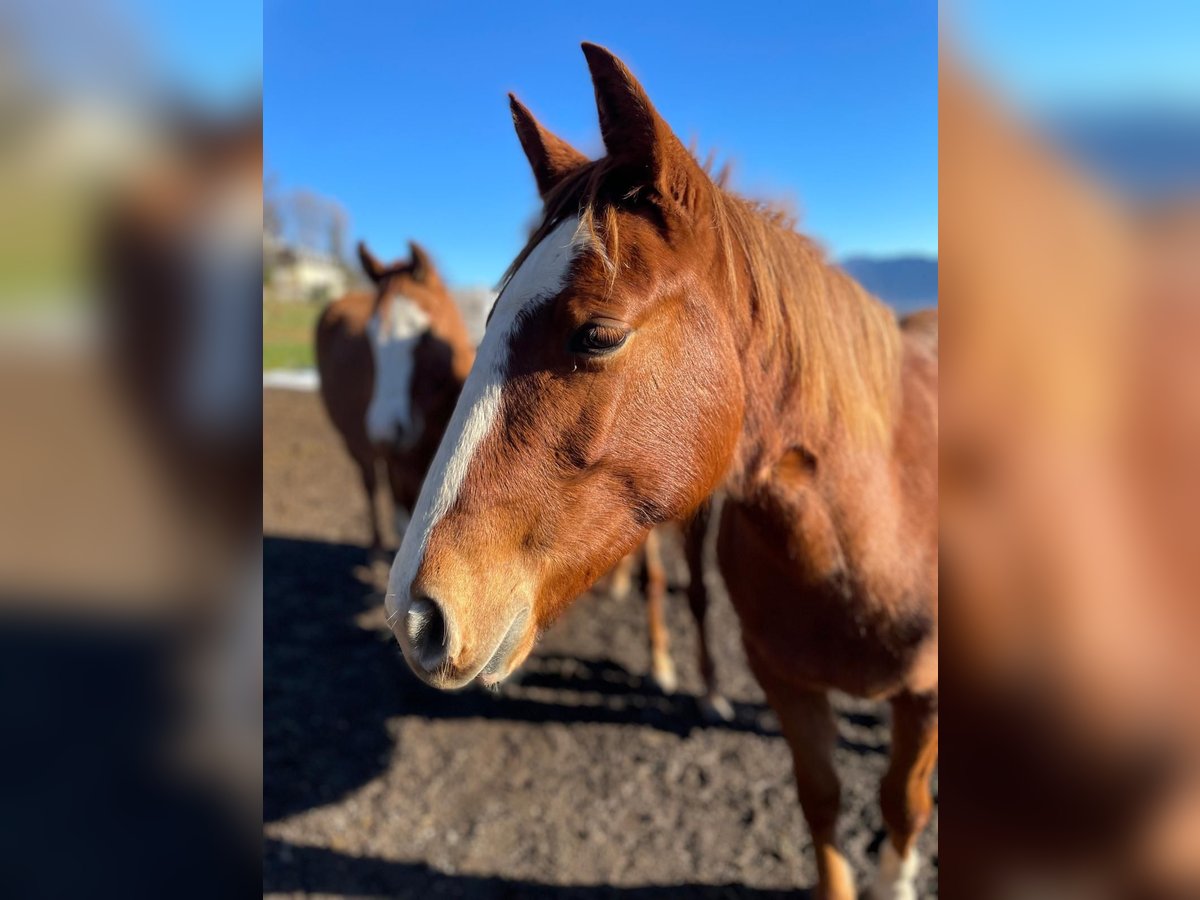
[477,607,531,685]
[401,605,530,691]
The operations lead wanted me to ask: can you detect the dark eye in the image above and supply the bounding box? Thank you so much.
[568,321,630,356]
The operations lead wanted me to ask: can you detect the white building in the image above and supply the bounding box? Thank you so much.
[267,240,349,302]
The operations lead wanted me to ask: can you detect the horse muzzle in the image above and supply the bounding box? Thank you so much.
[390,592,531,691]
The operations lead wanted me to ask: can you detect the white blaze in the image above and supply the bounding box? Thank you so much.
[385,216,585,621]
[366,295,431,445]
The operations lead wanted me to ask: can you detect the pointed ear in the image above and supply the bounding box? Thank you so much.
[509,93,588,200]
[580,42,705,208]
[358,241,386,283]
[407,240,436,284]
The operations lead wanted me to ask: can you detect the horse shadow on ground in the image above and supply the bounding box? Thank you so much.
[266,536,834,822]
[264,837,812,898]
[265,535,888,896]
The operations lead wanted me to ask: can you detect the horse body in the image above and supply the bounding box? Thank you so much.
[718,307,937,899]
[386,44,933,898]
[720,335,938,698]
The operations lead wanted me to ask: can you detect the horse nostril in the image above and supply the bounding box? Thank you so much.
[406,595,451,672]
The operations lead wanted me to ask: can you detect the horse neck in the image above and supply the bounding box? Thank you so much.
[719,222,902,497]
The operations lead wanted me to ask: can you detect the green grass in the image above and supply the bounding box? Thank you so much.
[263,297,325,370]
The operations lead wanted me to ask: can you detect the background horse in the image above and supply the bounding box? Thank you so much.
[95,104,264,827]
[316,242,474,554]
[100,104,263,549]
[385,45,937,900]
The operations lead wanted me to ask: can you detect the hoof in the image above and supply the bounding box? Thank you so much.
[867,842,919,900]
[700,692,734,722]
[650,658,677,694]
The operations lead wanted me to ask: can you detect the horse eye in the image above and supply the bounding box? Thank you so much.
[568,322,629,356]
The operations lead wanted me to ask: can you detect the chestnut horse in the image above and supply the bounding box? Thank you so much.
[316,242,474,553]
[385,45,936,898]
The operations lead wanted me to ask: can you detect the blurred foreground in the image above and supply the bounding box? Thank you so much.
[0,1,261,896]
[940,30,1200,897]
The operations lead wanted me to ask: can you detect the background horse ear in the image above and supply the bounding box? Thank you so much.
[358,241,387,283]
[509,94,589,200]
[580,42,706,212]
[407,240,436,284]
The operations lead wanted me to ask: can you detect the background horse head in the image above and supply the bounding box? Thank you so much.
[357,241,472,452]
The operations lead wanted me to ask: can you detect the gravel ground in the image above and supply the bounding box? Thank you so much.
[264,387,938,898]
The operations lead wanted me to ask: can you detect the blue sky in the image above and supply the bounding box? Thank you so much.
[120,0,262,106]
[949,1,1200,114]
[265,1,937,286]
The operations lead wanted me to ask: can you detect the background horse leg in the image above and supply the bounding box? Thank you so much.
[384,453,420,546]
[872,689,938,900]
[354,449,383,559]
[642,528,676,693]
[756,670,856,900]
[608,549,637,601]
[683,502,732,721]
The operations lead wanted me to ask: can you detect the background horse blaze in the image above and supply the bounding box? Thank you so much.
[386,43,937,900]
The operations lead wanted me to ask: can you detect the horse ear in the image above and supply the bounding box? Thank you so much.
[358,241,386,283]
[580,42,704,209]
[509,94,588,200]
[407,240,436,284]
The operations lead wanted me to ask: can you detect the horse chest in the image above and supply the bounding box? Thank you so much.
[717,486,930,697]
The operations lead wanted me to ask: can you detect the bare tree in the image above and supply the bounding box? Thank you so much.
[327,203,348,262]
[285,189,327,252]
[264,173,283,239]
[281,188,351,260]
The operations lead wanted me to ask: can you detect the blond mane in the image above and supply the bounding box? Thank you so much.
[501,156,903,447]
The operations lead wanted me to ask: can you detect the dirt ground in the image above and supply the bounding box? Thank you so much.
[263,387,938,898]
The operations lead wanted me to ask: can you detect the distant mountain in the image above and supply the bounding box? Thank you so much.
[840,255,938,312]
[1050,108,1200,199]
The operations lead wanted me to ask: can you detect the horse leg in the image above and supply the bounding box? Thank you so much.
[355,450,383,560]
[606,549,635,601]
[871,689,938,900]
[683,503,731,721]
[643,528,676,693]
[756,670,855,900]
[384,453,417,546]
